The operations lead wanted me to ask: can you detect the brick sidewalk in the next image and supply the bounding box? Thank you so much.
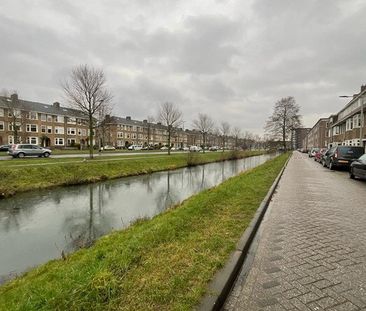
[224,152,366,311]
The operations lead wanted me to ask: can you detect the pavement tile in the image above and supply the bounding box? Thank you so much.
[224,153,366,311]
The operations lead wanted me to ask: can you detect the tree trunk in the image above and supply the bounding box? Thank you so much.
[202,133,206,153]
[168,130,171,155]
[89,114,94,159]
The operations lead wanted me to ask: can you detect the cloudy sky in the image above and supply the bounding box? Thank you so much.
[1,0,366,134]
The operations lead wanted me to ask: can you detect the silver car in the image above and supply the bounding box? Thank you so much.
[8,144,52,158]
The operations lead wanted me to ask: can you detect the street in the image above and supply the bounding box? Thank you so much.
[225,152,366,311]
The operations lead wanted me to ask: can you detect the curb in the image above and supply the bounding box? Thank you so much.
[197,153,292,311]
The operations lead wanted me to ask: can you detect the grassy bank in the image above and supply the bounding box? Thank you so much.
[0,150,263,197]
[0,153,290,311]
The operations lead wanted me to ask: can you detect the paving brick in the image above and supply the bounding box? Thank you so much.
[224,153,366,311]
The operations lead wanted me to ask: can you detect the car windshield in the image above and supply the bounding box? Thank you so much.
[359,154,366,161]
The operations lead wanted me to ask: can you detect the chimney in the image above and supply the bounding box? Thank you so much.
[126,116,131,120]
[10,93,18,102]
[53,102,60,109]
[361,85,366,93]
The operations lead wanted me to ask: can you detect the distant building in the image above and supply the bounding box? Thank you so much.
[303,118,329,150]
[291,127,310,150]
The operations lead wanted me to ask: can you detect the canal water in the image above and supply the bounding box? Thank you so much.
[0,153,276,283]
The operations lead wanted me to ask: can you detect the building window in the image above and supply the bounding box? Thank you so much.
[41,114,47,121]
[41,125,46,133]
[67,128,76,135]
[47,126,52,134]
[8,109,21,118]
[26,124,38,132]
[26,137,38,144]
[55,138,64,145]
[0,121,4,131]
[8,122,21,132]
[67,117,76,124]
[67,138,76,146]
[8,136,14,144]
[117,132,123,138]
[353,114,361,128]
[28,111,38,120]
[55,127,65,134]
[47,115,53,122]
[56,115,64,123]
[0,108,4,117]
[82,129,86,136]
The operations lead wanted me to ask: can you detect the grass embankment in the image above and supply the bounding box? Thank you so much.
[0,153,290,311]
[0,150,263,197]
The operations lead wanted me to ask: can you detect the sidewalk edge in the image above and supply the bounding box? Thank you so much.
[197,153,292,311]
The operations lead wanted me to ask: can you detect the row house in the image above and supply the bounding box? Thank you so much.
[0,94,90,148]
[327,85,366,149]
[102,115,191,148]
[291,127,310,150]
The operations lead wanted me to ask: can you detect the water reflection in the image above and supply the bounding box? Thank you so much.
[0,153,276,282]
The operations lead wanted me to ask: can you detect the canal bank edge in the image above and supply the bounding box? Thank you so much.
[197,152,292,311]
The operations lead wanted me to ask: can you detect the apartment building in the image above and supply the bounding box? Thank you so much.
[102,115,191,148]
[0,94,90,148]
[303,118,328,150]
[327,85,366,149]
[291,127,310,150]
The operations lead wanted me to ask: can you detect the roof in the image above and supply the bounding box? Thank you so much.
[0,96,88,119]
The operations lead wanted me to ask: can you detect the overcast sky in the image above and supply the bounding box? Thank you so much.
[1,0,366,134]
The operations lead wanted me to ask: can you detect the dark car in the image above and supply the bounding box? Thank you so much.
[350,154,366,180]
[0,145,10,152]
[322,146,365,170]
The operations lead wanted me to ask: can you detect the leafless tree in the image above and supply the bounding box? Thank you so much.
[146,115,155,148]
[265,96,301,151]
[157,102,183,155]
[233,126,241,150]
[220,121,231,152]
[62,64,113,158]
[193,113,215,153]
[0,90,27,144]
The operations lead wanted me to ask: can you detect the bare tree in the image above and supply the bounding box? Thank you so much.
[265,97,301,151]
[0,91,27,144]
[62,64,112,158]
[146,115,155,148]
[220,121,231,152]
[193,113,215,153]
[233,126,241,150]
[157,102,183,155]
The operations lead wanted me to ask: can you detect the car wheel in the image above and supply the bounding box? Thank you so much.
[349,168,355,179]
[43,152,50,158]
[17,152,25,158]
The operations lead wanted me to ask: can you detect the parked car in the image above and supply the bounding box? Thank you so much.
[349,154,366,180]
[128,145,143,150]
[0,145,10,152]
[308,148,319,158]
[189,145,202,152]
[182,146,189,151]
[8,144,52,158]
[314,148,327,162]
[209,146,218,151]
[322,146,364,170]
[99,145,116,151]
[160,146,169,150]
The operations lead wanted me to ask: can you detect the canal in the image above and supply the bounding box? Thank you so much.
[0,153,276,283]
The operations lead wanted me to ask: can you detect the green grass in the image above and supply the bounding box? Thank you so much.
[0,153,290,311]
[0,150,264,197]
